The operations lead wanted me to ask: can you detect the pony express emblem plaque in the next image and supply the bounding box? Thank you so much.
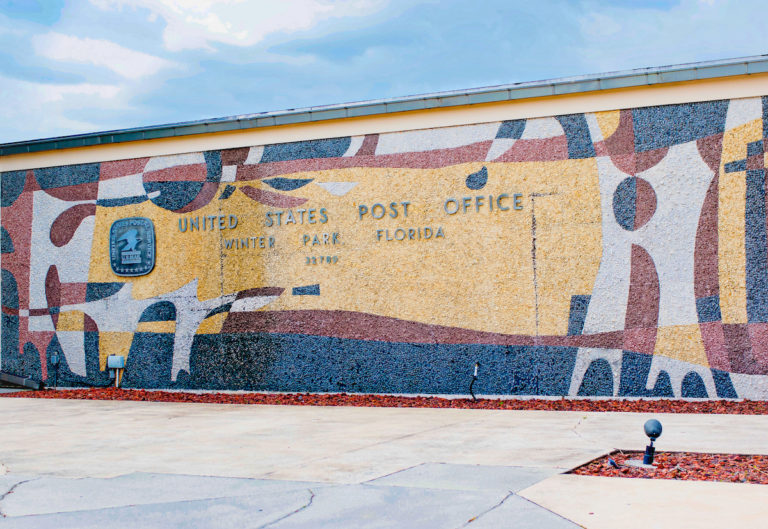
[109,217,155,276]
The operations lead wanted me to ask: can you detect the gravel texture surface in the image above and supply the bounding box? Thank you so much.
[2,388,768,414]
[570,450,768,484]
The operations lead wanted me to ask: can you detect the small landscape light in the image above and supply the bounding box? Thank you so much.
[643,419,663,465]
[50,352,60,389]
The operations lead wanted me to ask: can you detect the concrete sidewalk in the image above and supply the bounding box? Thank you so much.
[0,397,766,528]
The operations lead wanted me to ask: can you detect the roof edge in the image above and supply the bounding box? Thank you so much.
[3,55,767,157]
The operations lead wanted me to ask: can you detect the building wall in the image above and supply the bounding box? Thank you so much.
[2,94,768,398]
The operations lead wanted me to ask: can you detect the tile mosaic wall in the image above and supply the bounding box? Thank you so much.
[2,96,768,398]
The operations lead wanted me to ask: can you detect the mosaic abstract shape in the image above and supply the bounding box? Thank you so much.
[292,284,320,296]
[261,137,352,162]
[1,170,26,207]
[465,166,488,190]
[262,177,314,191]
[4,94,768,400]
[1,226,13,254]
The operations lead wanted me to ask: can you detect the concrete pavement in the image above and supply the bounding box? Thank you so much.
[0,396,766,527]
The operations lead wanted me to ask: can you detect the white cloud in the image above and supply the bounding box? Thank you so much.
[0,76,123,142]
[33,32,175,79]
[90,0,390,51]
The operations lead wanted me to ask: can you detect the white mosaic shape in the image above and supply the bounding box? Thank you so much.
[724,97,762,131]
[144,152,205,172]
[375,123,499,155]
[315,182,359,196]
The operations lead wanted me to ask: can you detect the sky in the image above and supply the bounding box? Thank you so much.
[0,0,766,144]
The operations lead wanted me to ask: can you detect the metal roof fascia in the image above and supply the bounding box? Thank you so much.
[3,55,768,156]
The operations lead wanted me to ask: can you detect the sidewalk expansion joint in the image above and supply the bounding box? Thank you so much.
[457,491,514,528]
[256,488,315,529]
[0,477,41,518]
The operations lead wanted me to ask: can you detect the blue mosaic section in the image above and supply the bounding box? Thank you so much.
[577,359,615,396]
[261,138,352,163]
[681,372,708,398]
[292,284,320,296]
[187,333,577,395]
[44,332,110,388]
[748,140,764,157]
[123,333,176,388]
[763,96,768,139]
[1,269,19,375]
[204,150,222,182]
[96,196,148,208]
[139,301,177,322]
[696,295,722,323]
[1,226,13,254]
[35,163,100,189]
[612,177,636,231]
[465,166,488,190]
[746,169,768,323]
[218,185,236,200]
[1,170,26,207]
[205,303,233,318]
[2,269,19,310]
[556,114,596,159]
[263,178,314,191]
[567,295,590,335]
[712,369,738,398]
[618,351,674,397]
[85,282,124,302]
[496,120,526,139]
[632,100,729,152]
[145,181,205,211]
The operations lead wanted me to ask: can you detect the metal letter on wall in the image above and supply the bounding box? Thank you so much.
[109,217,156,277]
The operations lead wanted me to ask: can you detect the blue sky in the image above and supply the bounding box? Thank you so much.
[0,0,766,143]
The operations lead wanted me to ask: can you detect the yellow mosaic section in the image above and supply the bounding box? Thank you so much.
[718,118,763,324]
[594,110,621,139]
[56,311,85,331]
[89,159,602,337]
[653,324,708,367]
[98,332,132,369]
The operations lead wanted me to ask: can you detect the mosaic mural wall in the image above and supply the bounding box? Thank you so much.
[2,96,768,398]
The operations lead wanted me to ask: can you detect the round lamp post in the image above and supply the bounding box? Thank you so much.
[642,419,663,465]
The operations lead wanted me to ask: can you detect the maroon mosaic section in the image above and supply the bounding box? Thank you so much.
[220,308,627,349]
[40,181,98,201]
[143,164,207,183]
[235,287,285,299]
[239,185,308,207]
[494,137,568,162]
[49,203,97,247]
[100,158,149,180]
[176,182,219,213]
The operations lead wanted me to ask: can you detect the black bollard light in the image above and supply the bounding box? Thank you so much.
[50,352,60,390]
[469,362,480,402]
[642,419,663,465]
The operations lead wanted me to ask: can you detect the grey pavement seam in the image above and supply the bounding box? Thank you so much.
[516,495,583,528]
[263,420,468,476]
[0,478,40,518]
[255,488,315,529]
[457,491,514,528]
[361,462,425,484]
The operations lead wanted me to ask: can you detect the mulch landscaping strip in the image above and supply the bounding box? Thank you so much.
[2,388,768,414]
[570,450,768,484]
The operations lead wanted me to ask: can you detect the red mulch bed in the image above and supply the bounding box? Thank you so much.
[2,388,768,414]
[570,450,768,484]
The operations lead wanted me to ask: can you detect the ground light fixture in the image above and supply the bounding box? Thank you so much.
[50,352,60,389]
[643,419,663,465]
[624,418,663,469]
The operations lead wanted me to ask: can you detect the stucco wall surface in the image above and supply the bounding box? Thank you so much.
[2,95,768,399]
